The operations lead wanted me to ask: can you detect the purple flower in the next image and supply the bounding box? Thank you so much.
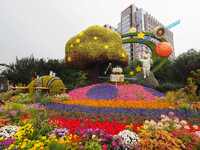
[86,84,118,100]
[0,138,15,148]
[52,128,69,137]
[9,110,18,116]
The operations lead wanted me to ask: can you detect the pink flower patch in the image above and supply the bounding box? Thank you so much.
[68,83,163,101]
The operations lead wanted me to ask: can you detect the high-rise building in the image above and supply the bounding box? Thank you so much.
[117,4,175,61]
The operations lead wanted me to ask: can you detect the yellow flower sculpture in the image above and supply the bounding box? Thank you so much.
[137,32,145,39]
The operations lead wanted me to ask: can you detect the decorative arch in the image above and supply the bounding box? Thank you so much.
[122,32,169,73]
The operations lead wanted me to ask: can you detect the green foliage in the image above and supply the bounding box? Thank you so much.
[0,89,22,101]
[179,135,193,144]
[1,56,90,90]
[3,102,26,111]
[123,60,141,78]
[13,93,33,104]
[65,25,128,69]
[36,96,50,105]
[84,139,102,150]
[48,142,68,150]
[29,109,53,139]
[190,69,200,96]
[164,77,199,105]
[155,49,200,85]
[156,82,184,92]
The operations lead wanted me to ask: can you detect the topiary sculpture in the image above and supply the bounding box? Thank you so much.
[28,75,65,95]
[65,25,128,81]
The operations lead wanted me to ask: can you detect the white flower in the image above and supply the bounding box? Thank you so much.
[144,120,150,124]
[149,120,156,126]
[180,120,188,126]
[118,130,139,146]
[92,134,96,139]
[174,117,180,123]
[160,114,166,119]
[0,125,19,138]
[195,131,200,138]
[183,125,190,130]
[175,124,182,129]
[157,122,164,129]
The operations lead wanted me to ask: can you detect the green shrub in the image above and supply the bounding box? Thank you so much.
[38,96,50,105]
[29,109,53,139]
[3,102,26,111]
[156,82,184,92]
[84,139,102,150]
[48,142,68,150]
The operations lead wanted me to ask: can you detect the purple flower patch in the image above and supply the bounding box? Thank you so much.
[86,84,118,100]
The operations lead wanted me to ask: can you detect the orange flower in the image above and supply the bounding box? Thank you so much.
[52,99,176,109]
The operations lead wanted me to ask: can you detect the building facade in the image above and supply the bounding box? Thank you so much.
[117,4,175,61]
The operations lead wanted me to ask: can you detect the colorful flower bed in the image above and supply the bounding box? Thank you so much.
[0,83,200,149]
[46,102,200,119]
[69,83,164,100]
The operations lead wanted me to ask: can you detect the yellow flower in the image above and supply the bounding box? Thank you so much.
[93,36,98,40]
[129,71,135,76]
[70,44,74,48]
[67,56,72,62]
[137,32,145,39]
[20,141,27,149]
[104,45,109,49]
[76,38,81,43]
[58,138,65,144]
[136,66,142,72]
[79,32,84,36]
[8,144,15,150]
[0,137,4,141]
[121,53,126,58]
[129,27,137,33]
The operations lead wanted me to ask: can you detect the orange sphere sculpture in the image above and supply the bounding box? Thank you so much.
[155,42,173,57]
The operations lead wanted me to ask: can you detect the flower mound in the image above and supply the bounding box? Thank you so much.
[68,83,164,100]
[86,84,118,100]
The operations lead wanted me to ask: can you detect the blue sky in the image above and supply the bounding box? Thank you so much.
[0,0,199,63]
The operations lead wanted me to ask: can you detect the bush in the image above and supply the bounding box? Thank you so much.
[155,49,200,85]
[156,82,184,92]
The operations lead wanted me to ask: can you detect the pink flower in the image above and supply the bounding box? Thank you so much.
[68,83,162,100]
[184,125,190,130]
[102,144,107,150]
[192,125,199,130]
[168,111,175,117]
[195,131,200,138]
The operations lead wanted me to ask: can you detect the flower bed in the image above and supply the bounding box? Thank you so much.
[46,103,200,119]
[52,99,176,109]
[68,83,164,100]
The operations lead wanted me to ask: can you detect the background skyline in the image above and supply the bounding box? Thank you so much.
[0,0,199,64]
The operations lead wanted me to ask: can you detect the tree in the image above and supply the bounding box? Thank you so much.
[1,56,90,89]
[65,25,128,81]
[155,49,200,85]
